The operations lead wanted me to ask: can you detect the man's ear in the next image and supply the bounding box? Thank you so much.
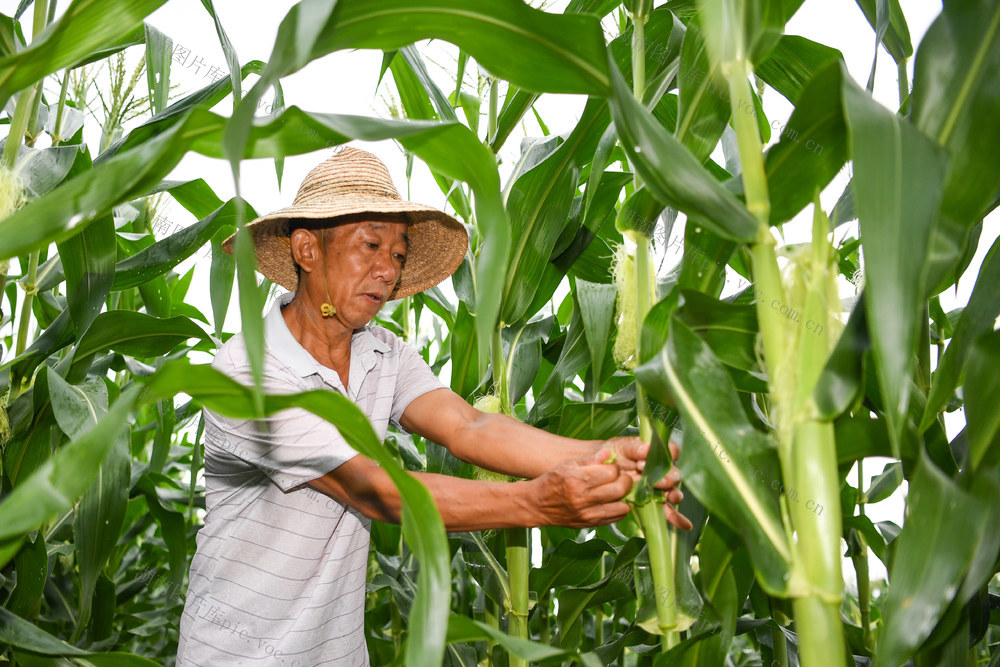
[290,228,322,273]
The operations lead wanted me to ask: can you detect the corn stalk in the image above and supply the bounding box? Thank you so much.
[624,7,678,651]
[726,62,847,667]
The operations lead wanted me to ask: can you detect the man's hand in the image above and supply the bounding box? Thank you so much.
[526,448,634,527]
[599,436,693,531]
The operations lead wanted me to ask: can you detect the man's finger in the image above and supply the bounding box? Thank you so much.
[611,437,649,461]
[588,501,632,525]
[585,470,633,503]
[653,467,683,490]
[669,440,681,462]
[664,503,693,531]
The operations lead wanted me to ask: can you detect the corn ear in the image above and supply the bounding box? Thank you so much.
[0,166,26,220]
[472,394,515,483]
[0,392,11,448]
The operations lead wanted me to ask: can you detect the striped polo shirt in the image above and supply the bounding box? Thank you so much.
[176,290,445,666]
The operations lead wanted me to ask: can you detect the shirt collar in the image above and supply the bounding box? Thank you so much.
[265,291,391,381]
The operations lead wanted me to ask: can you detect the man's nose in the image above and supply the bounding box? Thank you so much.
[372,249,400,284]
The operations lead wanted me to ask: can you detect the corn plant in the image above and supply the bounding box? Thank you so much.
[2,0,1000,666]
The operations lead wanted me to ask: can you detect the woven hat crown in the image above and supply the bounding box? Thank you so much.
[293,147,402,206]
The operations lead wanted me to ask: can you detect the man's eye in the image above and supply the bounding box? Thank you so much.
[395,254,406,262]
[365,242,378,249]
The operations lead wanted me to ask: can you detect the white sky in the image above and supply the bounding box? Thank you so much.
[6,0,997,586]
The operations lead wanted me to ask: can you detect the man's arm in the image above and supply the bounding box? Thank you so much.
[399,388,600,479]
[400,388,682,486]
[399,387,692,531]
[307,446,633,531]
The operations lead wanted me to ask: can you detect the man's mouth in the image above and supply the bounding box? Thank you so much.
[364,292,383,304]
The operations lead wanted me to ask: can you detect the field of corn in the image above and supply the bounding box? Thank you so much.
[1,0,999,665]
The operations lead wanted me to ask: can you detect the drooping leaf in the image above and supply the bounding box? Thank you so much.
[112,198,252,290]
[756,35,843,105]
[47,371,108,440]
[0,110,224,260]
[854,0,913,65]
[607,56,761,243]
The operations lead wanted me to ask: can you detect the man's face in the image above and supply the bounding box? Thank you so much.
[317,219,409,329]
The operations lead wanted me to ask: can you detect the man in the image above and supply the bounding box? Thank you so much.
[176,147,689,666]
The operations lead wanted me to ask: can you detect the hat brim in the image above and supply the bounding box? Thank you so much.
[221,195,468,300]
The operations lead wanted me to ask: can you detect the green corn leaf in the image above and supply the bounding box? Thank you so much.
[557,538,644,649]
[0,0,169,105]
[607,55,761,243]
[813,292,869,420]
[5,532,48,618]
[0,385,138,563]
[446,614,600,665]
[965,330,1000,471]
[47,371,107,440]
[862,461,903,505]
[841,64,948,457]
[74,311,208,360]
[530,538,614,593]
[695,0,786,67]
[143,23,172,115]
[210,224,237,338]
[765,61,848,226]
[500,316,554,407]
[56,209,116,339]
[298,0,611,96]
[111,198,252,290]
[0,607,159,665]
[636,316,793,595]
[557,386,637,441]
[675,21,731,164]
[854,0,913,65]
[73,426,129,631]
[0,110,224,260]
[873,452,990,667]
[921,235,1000,430]
[575,279,617,389]
[756,35,843,105]
[500,120,586,325]
[913,0,1000,292]
[528,304,590,425]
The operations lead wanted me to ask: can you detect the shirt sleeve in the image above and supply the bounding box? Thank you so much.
[389,339,447,435]
[204,346,360,493]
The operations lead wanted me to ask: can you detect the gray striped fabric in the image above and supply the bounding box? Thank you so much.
[176,290,445,666]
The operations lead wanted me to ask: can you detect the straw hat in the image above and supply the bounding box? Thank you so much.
[221,146,468,300]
